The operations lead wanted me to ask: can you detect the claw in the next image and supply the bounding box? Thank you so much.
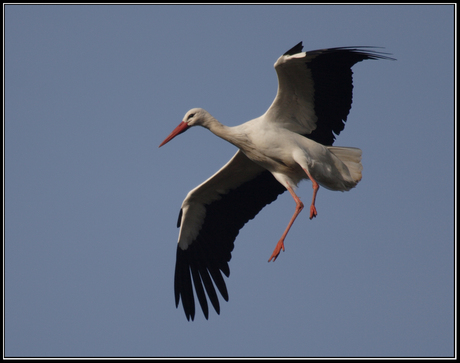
[309,205,317,219]
[268,239,285,262]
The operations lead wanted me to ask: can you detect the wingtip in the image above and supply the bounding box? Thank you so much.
[283,41,303,56]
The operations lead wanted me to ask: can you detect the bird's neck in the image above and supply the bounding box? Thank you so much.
[205,117,246,149]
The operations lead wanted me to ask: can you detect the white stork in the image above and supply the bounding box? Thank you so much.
[159,42,394,321]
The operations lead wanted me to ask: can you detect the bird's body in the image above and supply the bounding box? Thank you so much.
[159,42,394,320]
[183,109,362,195]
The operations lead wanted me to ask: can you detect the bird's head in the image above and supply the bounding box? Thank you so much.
[159,108,210,147]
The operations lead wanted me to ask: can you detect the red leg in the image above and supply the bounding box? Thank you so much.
[302,167,319,219]
[268,185,304,262]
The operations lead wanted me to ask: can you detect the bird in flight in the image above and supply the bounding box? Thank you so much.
[159,42,394,321]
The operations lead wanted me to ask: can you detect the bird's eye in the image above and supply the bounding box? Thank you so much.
[188,113,195,120]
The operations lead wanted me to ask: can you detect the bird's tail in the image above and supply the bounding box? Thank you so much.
[326,146,363,186]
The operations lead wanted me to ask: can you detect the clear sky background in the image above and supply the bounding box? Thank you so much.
[5,4,455,358]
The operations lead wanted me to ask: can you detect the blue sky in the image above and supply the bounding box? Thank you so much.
[5,4,454,358]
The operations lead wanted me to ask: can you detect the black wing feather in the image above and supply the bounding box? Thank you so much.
[306,46,394,145]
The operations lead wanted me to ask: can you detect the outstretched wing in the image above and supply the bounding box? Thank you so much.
[265,42,394,145]
[174,151,285,320]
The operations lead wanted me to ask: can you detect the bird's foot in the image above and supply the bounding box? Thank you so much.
[268,239,285,262]
[309,204,317,219]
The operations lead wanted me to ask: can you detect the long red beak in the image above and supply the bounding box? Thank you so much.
[159,121,189,147]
